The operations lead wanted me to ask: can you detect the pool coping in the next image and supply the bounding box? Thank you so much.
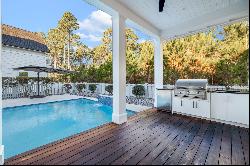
[2,97,139,114]
[2,95,93,109]
[2,95,152,113]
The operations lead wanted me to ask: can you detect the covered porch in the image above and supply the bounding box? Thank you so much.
[1,0,249,165]
[83,0,249,124]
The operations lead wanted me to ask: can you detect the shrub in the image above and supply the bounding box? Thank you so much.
[76,84,86,93]
[132,85,145,97]
[19,72,28,77]
[89,84,97,93]
[105,85,113,95]
[64,84,72,93]
[16,76,29,85]
[42,77,52,85]
[3,78,18,87]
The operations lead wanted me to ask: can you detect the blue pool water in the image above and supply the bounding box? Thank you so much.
[3,99,135,159]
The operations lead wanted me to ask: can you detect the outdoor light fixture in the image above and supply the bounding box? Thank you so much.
[159,0,165,12]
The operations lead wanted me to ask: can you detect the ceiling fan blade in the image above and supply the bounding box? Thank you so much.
[159,0,165,12]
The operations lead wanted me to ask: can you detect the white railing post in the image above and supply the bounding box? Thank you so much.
[86,83,89,93]
[144,83,148,98]
[101,83,106,94]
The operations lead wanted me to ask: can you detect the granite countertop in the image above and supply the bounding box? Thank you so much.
[208,90,249,94]
[156,88,174,90]
[156,89,249,94]
[156,88,249,94]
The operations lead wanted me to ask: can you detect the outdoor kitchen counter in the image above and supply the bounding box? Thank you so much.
[210,91,249,126]
[156,87,249,127]
[155,88,173,109]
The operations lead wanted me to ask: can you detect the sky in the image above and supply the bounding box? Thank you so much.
[2,0,151,48]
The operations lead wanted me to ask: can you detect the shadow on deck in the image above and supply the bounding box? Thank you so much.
[5,109,249,165]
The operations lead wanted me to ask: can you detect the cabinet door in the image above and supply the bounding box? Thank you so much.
[185,99,196,115]
[227,94,249,125]
[172,97,181,113]
[195,100,210,118]
[211,93,229,121]
[172,97,185,113]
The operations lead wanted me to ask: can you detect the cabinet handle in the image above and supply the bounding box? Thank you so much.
[196,101,198,108]
[181,100,182,106]
[193,101,194,108]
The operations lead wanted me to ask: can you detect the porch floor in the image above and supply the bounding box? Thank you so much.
[5,109,249,165]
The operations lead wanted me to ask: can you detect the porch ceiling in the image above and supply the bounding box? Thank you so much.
[85,0,249,40]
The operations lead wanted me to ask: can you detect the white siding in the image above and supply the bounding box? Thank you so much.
[1,46,50,77]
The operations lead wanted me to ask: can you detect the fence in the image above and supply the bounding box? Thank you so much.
[72,83,156,98]
[2,82,249,100]
[2,83,66,99]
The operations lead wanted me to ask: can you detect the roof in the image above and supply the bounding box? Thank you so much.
[1,24,49,53]
[85,0,249,39]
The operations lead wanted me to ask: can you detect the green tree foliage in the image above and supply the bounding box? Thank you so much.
[137,41,154,83]
[46,28,65,68]
[46,12,85,71]
[58,12,79,70]
[73,43,91,68]
[163,21,248,86]
[215,49,249,87]
[58,12,79,32]
[47,14,248,86]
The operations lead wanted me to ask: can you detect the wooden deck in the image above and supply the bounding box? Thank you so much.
[5,109,249,165]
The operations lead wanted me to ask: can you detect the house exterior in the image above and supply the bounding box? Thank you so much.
[1,24,50,78]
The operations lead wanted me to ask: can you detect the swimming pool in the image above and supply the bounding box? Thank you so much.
[3,98,135,159]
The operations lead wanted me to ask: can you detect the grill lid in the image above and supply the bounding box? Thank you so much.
[175,79,208,89]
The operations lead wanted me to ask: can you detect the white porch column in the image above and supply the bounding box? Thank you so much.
[0,101,3,164]
[112,14,127,124]
[0,42,4,164]
[154,37,164,108]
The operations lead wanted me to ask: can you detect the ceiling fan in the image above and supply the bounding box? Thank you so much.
[159,0,166,12]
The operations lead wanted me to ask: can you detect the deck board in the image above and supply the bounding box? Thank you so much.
[219,125,232,165]
[111,116,183,165]
[232,127,245,165]
[240,128,249,165]
[191,122,215,165]
[97,115,177,165]
[5,109,249,165]
[205,123,223,165]
[178,120,209,165]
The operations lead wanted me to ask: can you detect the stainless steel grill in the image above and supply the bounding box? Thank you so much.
[174,79,208,100]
